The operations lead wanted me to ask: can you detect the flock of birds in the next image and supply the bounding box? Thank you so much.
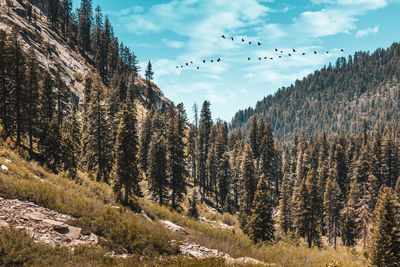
[175,34,345,70]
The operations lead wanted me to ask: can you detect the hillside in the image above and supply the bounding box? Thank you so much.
[0,0,170,110]
[230,44,400,141]
[0,142,366,266]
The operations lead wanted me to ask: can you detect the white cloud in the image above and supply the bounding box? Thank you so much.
[311,0,336,4]
[337,0,387,10]
[293,9,357,38]
[162,39,185,49]
[355,25,380,38]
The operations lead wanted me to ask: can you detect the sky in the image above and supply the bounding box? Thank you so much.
[72,0,400,122]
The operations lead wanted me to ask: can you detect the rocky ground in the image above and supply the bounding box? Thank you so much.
[178,241,274,266]
[0,197,98,247]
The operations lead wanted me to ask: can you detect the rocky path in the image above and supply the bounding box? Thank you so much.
[0,197,98,246]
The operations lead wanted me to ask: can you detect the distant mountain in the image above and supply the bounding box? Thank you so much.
[230,43,400,141]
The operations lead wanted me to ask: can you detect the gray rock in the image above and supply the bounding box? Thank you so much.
[159,220,189,235]
[65,226,81,240]
[26,212,45,221]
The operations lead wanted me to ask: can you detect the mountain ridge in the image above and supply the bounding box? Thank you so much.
[230,43,400,141]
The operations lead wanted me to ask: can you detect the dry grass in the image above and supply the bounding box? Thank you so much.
[0,144,367,266]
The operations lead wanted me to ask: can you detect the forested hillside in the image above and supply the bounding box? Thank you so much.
[230,44,400,141]
[1,0,400,266]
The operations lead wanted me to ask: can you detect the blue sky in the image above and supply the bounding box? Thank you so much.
[73,0,400,122]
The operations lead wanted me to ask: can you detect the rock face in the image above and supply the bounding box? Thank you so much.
[0,0,171,109]
[0,197,97,246]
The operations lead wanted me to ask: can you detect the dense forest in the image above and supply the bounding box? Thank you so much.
[230,43,400,142]
[2,0,400,265]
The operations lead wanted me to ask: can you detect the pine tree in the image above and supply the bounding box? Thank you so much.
[239,143,257,232]
[41,117,62,172]
[260,123,276,197]
[368,187,400,266]
[381,130,397,187]
[323,171,342,248]
[197,101,212,193]
[144,60,154,108]
[166,104,187,209]
[294,168,322,248]
[217,152,230,209]
[0,30,11,138]
[279,173,292,234]
[147,132,168,205]
[114,100,141,204]
[46,0,59,29]
[248,115,259,160]
[340,204,357,247]
[8,27,25,147]
[60,0,72,38]
[61,106,81,178]
[55,67,70,125]
[39,72,55,125]
[188,124,197,183]
[248,174,275,242]
[139,110,153,173]
[25,48,40,156]
[78,0,93,53]
[188,190,199,219]
[84,79,113,183]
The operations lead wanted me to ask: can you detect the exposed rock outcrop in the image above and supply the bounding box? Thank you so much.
[0,197,98,246]
[179,241,274,266]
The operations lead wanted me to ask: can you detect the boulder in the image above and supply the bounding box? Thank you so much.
[159,220,188,235]
[1,165,8,173]
[26,212,45,221]
[42,219,69,232]
[65,226,81,240]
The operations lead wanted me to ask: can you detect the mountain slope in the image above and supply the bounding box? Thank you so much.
[0,0,170,109]
[230,44,400,141]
